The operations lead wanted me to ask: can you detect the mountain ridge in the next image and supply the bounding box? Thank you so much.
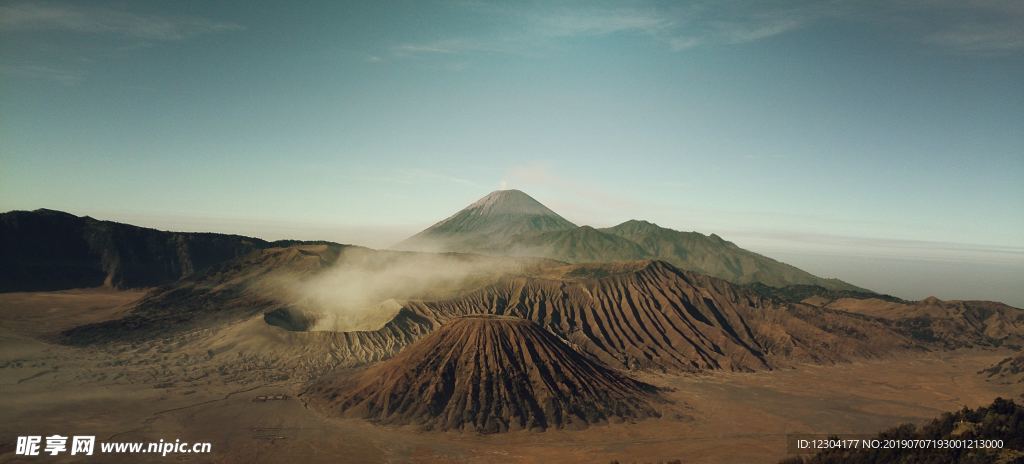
[0,208,338,292]
[599,218,861,290]
[397,190,865,291]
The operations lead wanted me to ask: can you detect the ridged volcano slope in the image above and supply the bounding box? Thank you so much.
[306,315,662,433]
[65,252,918,374]
[323,261,913,372]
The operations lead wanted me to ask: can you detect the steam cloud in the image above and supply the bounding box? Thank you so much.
[261,248,532,332]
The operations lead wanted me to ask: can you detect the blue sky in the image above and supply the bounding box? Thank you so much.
[1,1,1022,305]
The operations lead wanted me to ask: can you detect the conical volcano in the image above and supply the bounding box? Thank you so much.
[305,315,662,433]
[393,190,865,290]
[395,190,576,252]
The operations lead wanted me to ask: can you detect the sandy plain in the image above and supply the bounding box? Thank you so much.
[0,289,1020,464]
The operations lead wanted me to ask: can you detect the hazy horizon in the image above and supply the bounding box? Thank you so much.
[7,193,1022,307]
[2,1,1022,306]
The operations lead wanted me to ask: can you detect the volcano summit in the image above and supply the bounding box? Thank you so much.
[397,189,577,252]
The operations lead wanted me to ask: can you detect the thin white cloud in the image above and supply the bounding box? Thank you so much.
[714,17,805,44]
[389,2,810,58]
[389,0,1024,58]
[392,37,518,56]
[0,64,82,85]
[849,0,1024,53]
[668,36,701,51]
[371,168,485,189]
[534,9,673,38]
[394,42,460,55]
[0,3,242,41]
[924,22,1024,52]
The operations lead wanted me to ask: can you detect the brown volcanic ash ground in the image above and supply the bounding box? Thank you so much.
[388,261,918,372]
[57,246,1022,389]
[305,315,663,433]
[61,253,924,382]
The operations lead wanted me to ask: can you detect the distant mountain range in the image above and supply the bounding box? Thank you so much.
[1,191,859,293]
[0,209,329,292]
[396,189,863,291]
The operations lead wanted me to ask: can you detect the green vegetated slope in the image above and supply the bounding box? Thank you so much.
[397,190,863,291]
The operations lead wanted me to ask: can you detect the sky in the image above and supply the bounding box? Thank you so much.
[1,0,1022,305]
